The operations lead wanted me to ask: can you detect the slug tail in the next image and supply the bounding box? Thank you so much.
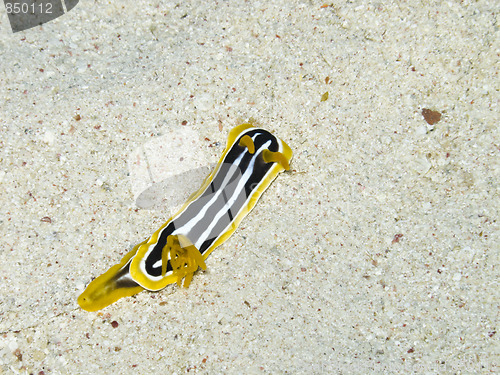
[78,243,145,312]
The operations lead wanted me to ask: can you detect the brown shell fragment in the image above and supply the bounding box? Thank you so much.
[422,108,442,125]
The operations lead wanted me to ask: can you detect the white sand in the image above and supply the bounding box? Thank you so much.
[0,0,498,373]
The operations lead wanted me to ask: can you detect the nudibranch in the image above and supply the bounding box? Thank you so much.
[77,124,293,311]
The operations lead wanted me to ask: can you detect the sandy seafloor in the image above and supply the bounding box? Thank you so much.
[0,0,498,374]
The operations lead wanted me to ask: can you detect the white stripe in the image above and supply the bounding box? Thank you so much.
[194,140,271,247]
[171,153,245,236]
[171,132,261,239]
